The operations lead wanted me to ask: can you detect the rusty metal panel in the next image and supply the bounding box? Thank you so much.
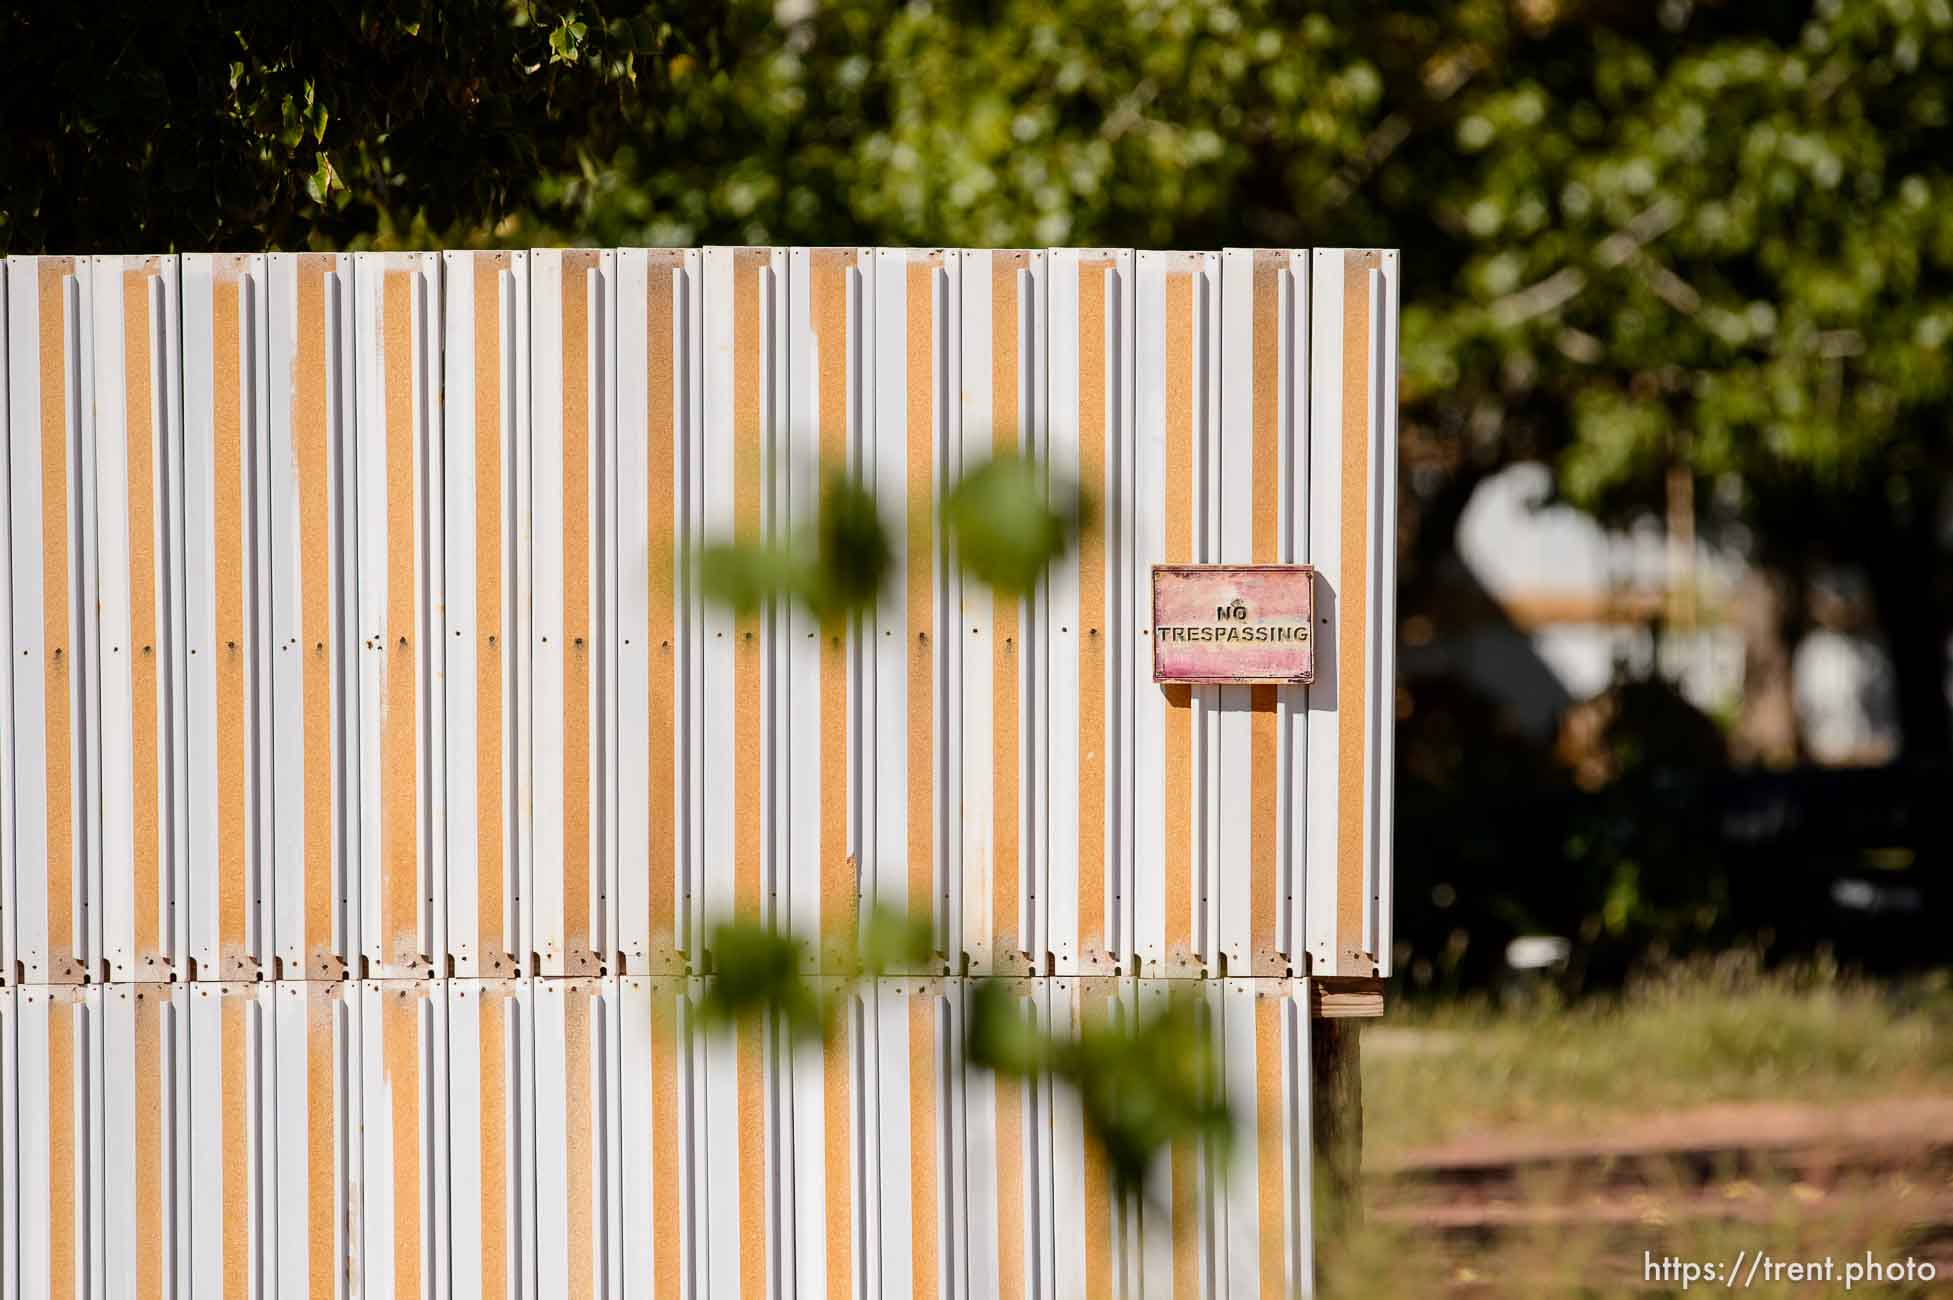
[446,978,525,1299]
[529,250,618,978]
[956,251,1047,978]
[528,976,613,1299]
[1133,251,1223,980]
[1215,249,1312,978]
[351,253,445,984]
[955,977,1042,1300]
[0,268,10,994]
[614,976,694,1299]
[696,246,790,970]
[265,252,360,983]
[268,979,359,1300]
[181,981,274,1297]
[869,976,957,1300]
[1045,248,1137,978]
[0,985,13,1294]
[867,248,961,964]
[94,256,188,984]
[358,979,443,1298]
[443,251,530,981]
[6,256,96,987]
[782,247,873,975]
[613,250,703,976]
[96,982,187,1296]
[10,984,93,1297]
[1306,250,1399,979]
[0,244,1398,1298]
[1215,978,1314,1298]
[181,254,275,983]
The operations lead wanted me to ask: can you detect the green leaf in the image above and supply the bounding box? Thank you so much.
[697,539,807,616]
[968,980,1231,1203]
[305,154,330,205]
[858,905,935,975]
[699,920,827,1038]
[802,471,891,621]
[549,17,586,65]
[944,454,1085,597]
[697,469,890,623]
[966,978,1052,1076]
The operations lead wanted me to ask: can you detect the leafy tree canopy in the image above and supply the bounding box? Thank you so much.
[5,0,1949,748]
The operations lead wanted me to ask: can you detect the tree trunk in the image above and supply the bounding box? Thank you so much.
[1865,535,1952,758]
[1729,569,1802,768]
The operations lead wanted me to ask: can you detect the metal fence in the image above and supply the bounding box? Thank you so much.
[1,247,1397,1298]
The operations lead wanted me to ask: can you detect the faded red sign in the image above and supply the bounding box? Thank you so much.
[1152,564,1316,685]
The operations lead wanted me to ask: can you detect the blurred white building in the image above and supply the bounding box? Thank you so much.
[1419,462,1905,764]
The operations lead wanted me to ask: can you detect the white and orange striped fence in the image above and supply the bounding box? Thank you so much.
[1,246,1396,1298]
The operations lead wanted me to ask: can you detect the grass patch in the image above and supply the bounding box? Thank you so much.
[1365,956,1953,1156]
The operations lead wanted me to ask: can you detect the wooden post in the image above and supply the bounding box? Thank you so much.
[1311,1016,1363,1247]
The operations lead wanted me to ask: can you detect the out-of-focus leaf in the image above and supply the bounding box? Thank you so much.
[804,471,891,621]
[698,539,808,616]
[1057,990,1231,1198]
[971,980,1230,1201]
[699,467,890,622]
[944,454,1085,597]
[966,977,1052,1076]
[699,919,827,1039]
[858,904,936,975]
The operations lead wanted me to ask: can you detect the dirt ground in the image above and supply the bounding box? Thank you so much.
[1352,1094,1953,1295]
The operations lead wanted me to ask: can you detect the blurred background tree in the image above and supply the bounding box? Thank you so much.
[6,0,1949,988]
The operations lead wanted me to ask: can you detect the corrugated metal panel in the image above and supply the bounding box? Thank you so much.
[2,245,1397,1298]
[613,248,701,977]
[352,251,445,984]
[94,256,186,984]
[442,251,530,981]
[268,979,358,1300]
[0,978,1330,1298]
[1306,250,1400,979]
[956,251,1046,978]
[263,252,359,984]
[1133,250,1221,979]
[6,256,95,987]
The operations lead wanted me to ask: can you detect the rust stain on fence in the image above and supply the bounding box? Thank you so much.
[296,255,337,977]
[216,276,250,974]
[475,258,510,971]
[1164,269,1197,964]
[907,257,940,947]
[1338,252,1378,968]
[814,249,856,962]
[38,259,78,981]
[990,252,1025,966]
[646,253,680,960]
[1077,259,1111,969]
[124,267,165,971]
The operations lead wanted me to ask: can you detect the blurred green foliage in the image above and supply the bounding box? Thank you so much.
[701,903,1234,1204]
[13,1,1948,749]
[943,453,1087,597]
[968,979,1232,1195]
[699,903,938,1035]
[697,916,828,1037]
[0,0,719,250]
[12,0,1953,984]
[698,469,890,622]
[702,455,1084,619]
